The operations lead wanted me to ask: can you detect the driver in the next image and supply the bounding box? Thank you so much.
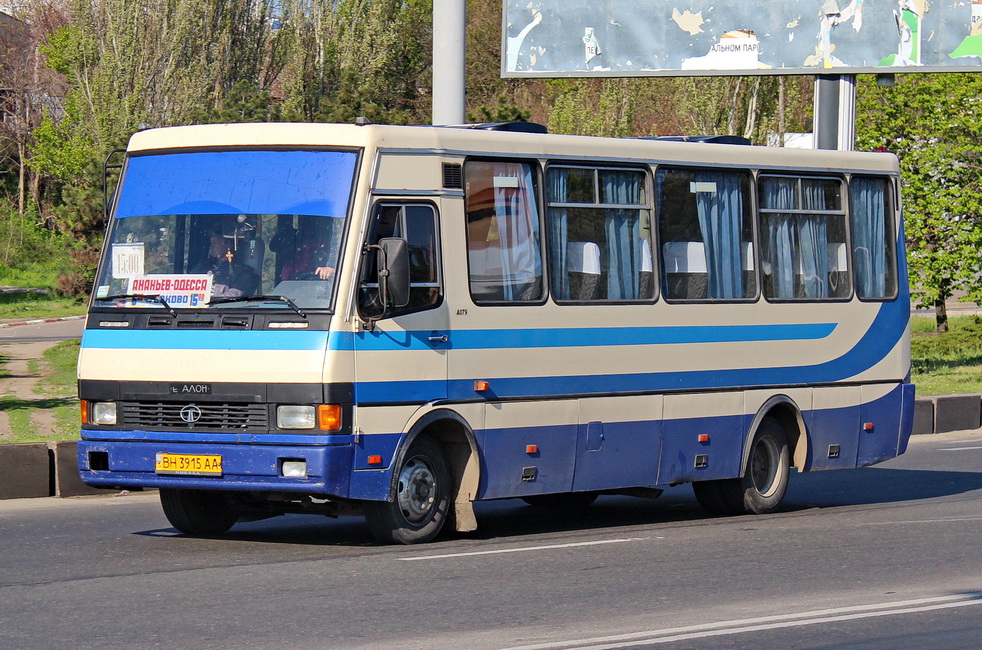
[195,230,260,298]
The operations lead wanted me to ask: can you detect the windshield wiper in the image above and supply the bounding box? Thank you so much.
[209,295,307,318]
[99,293,177,317]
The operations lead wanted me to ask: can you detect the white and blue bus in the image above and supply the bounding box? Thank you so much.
[77,122,914,544]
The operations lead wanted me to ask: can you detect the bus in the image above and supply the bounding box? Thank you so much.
[77,122,914,544]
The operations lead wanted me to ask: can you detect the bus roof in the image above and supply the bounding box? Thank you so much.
[126,122,900,175]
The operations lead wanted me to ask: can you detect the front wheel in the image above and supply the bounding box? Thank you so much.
[159,488,239,535]
[364,437,451,544]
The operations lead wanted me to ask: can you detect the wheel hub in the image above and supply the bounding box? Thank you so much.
[396,456,437,524]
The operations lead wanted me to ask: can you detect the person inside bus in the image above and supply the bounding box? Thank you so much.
[269,217,339,281]
[195,229,260,298]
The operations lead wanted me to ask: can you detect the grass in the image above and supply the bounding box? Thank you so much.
[0,339,80,442]
[910,315,982,396]
[0,291,87,320]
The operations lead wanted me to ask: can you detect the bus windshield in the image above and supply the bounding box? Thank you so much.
[92,149,358,311]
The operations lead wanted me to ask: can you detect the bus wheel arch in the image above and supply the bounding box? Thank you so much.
[745,397,808,475]
[389,409,481,536]
[693,397,803,517]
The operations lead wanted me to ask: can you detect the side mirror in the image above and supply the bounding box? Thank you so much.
[378,237,410,309]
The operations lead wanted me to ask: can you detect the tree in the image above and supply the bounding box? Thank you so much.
[856,73,982,333]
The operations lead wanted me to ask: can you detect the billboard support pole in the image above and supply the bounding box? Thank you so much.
[433,0,466,125]
[813,75,856,151]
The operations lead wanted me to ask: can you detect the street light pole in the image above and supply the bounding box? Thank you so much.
[432,0,466,125]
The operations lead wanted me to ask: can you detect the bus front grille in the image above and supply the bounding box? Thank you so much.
[121,402,269,432]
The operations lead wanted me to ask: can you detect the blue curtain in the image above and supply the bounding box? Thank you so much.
[695,172,744,299]
[603,171,642,299]
[799,180,830,298]
[851,177,887,297]
[763,178,796,299]
[547,169,570,299]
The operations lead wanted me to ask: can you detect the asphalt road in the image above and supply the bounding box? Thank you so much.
[0,317,85,343]
[1,431,980,649]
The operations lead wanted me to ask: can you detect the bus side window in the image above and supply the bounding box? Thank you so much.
[758,175,850,301]
[359,204,441,318]
[546,166,653,302]
[657,168,756,301]
[850,176,897,300]
[464,161,544,303]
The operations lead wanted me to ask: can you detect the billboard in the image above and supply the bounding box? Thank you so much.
[502,0,982,76]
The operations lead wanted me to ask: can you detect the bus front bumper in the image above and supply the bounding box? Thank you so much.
[77,438,356,497]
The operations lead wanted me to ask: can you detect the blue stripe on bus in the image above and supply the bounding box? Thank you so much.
[81,322,834,353]
[354,300,909,401]
[81,329,330,351]
[334,322,838,352]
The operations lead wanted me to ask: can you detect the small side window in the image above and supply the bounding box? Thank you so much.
[850,176,897,300]
[359,203,441,318]
[464,160,544,303]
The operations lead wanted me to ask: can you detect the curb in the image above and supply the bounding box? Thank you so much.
[0,441,115,499]
[0,314,86,329]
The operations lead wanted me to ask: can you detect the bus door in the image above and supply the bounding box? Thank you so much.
[354,202,448,407]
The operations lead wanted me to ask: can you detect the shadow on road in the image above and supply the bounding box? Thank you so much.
[133,465,982,548]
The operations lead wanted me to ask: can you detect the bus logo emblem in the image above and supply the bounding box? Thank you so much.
[180,405,202,424]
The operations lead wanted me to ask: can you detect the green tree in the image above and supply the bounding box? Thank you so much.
[856,73,982,333]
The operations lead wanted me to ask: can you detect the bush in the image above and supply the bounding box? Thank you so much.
[911,316,982,374]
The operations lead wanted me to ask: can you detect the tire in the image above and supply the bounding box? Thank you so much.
[522,492,599,508]
[693,416,790,516]
[727,416,790,514]
[364,437,451,544]
[159,488,239,535]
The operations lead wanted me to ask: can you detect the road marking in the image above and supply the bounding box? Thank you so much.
[398,537,649,561]
[503,593,982,649]
[940,445,982,451]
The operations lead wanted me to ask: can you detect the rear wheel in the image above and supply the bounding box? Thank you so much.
[159,488,239,535]
[731,416,790,514]
[693,416,790,516]
[364,437,451,544]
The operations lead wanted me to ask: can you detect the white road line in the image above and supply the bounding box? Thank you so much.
[398,537,649,561]
[940,446,982,451]
[504,593,982,650]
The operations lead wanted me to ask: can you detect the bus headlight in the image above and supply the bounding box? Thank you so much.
[91,402,117,425]
[277,405,316,429]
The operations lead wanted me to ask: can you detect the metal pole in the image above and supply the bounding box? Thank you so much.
[813,75,856,151]
[432,0,466,125]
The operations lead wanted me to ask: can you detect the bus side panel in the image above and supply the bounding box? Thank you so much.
[571,395,663,492]
[478,400,577,499]
[807,387,862,471]
[657,393,747,485]
[858,383,909,467]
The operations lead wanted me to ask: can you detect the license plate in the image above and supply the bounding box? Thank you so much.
[155,453,223,476]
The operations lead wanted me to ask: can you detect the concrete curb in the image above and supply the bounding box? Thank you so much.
[0,441,115,499]
[915,394,982,435]
[0,314,86,329]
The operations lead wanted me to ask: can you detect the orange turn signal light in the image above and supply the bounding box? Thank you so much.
[698,434,710,443]
[80,399,89,425]
[526,444,539,454]
[863,422,875,432]
[318,404,342,431]
[474,380,490,392]
[367,455,383,465]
